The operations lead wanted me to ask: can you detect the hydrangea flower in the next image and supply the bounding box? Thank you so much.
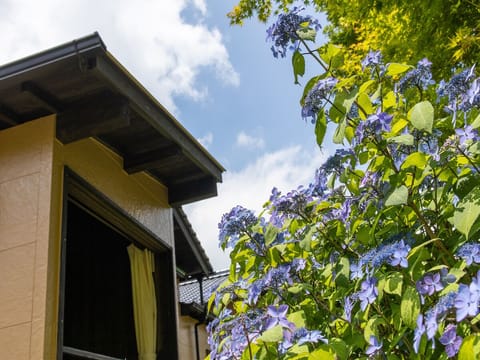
[294,328,327,345]
[397,58,435,93]
[455,283,479,321]
[265,305,294,330]
[456,242,480,265]
[362,50,383,70]
[416,272,444,300]
[413,314,425,353]
[301,77,338,122]
[354,110,393,144]
[266,7,321,58]
[218,205,257,249]
[365,335,383,356]
[439,324,462,358]
[358,277,378,311]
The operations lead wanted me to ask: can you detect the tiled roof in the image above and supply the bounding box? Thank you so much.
[179,270,229,305]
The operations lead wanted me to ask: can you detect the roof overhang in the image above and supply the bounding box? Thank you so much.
[0,33,224,205]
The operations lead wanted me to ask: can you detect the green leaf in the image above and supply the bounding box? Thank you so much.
[385,185,409,206]
[471,113,480,128]
[333,118,347,144]
[357,92,374,118]
[458,334,480,360]
[452,186,480,239]
[364,316,386,342]
[258,325,283,342]
[315,110,327,147]
[401,152,428,169]
[288,311,306,328]
[401,286,421,329]
[388,134,414,146]
[386,63,411,76]
[296,27,316,41]
[329,339,349,360]
[309,346,335,360]
[292,50,305,84]
[384,273,403,296]
[409,101,434,133]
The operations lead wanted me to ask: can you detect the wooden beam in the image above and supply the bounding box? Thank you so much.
[123,145,183,174]
[169,177,218,206]
[21,81,63,113]
[57,96,131,144]
[92,55,224,181]
[0,103,21,125]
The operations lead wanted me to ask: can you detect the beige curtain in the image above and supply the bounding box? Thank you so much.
[127,244,157,360]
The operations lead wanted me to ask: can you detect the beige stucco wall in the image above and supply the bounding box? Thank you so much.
[0,116,57,360]
[178,316,209,360]
[0,115,177,359]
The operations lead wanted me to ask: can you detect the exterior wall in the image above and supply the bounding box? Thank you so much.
[178,316,209,360]
[0,116,57,360]
[0,115,177,359]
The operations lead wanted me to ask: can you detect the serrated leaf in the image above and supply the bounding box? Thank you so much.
[364,317,386,342]
[258,325,283,342]
[385,185,409,206]
[309,346,335,360]
[409,101,434,133]
[452,186,480,239]
[292,50,305,84]
[386,63,411,76]
[458,334,480,360]
[401,152,428,169]
[385,273,403,296]
[357,92,374,118]
[288,311,306,328]
[333,118,347,144]
[471,113,480,128]
[401,286,421,329]
[315,110,327,147]
[388,134,414,145]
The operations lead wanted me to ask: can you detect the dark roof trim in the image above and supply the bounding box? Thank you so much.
[173,207,213,275]
[0,33,105,80]
[93,53,225,182]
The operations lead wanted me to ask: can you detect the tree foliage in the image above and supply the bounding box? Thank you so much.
[229,0,480,78]
[207,9,480,360]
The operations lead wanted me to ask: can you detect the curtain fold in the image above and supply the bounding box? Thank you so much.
[127,244,157,360]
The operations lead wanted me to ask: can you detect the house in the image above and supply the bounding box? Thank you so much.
[178,269,230,360]
[0,33,225,360]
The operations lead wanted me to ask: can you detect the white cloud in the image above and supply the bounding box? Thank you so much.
[184,145,329,270]
[0,0,239,113]
[197,132,213,149]
[236,131,266,149]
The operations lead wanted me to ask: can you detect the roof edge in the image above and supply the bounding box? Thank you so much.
[0,32,105,80]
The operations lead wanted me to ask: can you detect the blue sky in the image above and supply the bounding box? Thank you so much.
[0,0,331,269]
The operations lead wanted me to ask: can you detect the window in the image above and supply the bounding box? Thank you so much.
[57,171,178,360]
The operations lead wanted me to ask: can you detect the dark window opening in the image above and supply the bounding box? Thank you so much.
[62,201,138,360]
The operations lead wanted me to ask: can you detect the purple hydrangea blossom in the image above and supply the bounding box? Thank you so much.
[365,335,383,356]
[437,65,477,116]
[416,273,444,302]
[218,206,257,249]
[397,58,435,93]
[456,125,480,148]
[268,186,314,225]
[266,304,294,330]
[350,238,411,280]
[294,328,327,345]
[358,277,378,311]
[266,7,321,58]
[456,242,480,265]
[362,50,383,70]
[354,110,393,145]
[455,283,479,322]
[301,77,338,122]
[439,324,462,358]
[344,295,354,323]
[413,314,425,353]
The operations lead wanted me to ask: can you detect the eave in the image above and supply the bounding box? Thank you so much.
[0,33,224,206]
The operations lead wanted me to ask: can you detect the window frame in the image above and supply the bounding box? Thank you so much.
[57,168,178,360]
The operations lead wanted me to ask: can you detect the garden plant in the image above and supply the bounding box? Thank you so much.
[207,8,480,360]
